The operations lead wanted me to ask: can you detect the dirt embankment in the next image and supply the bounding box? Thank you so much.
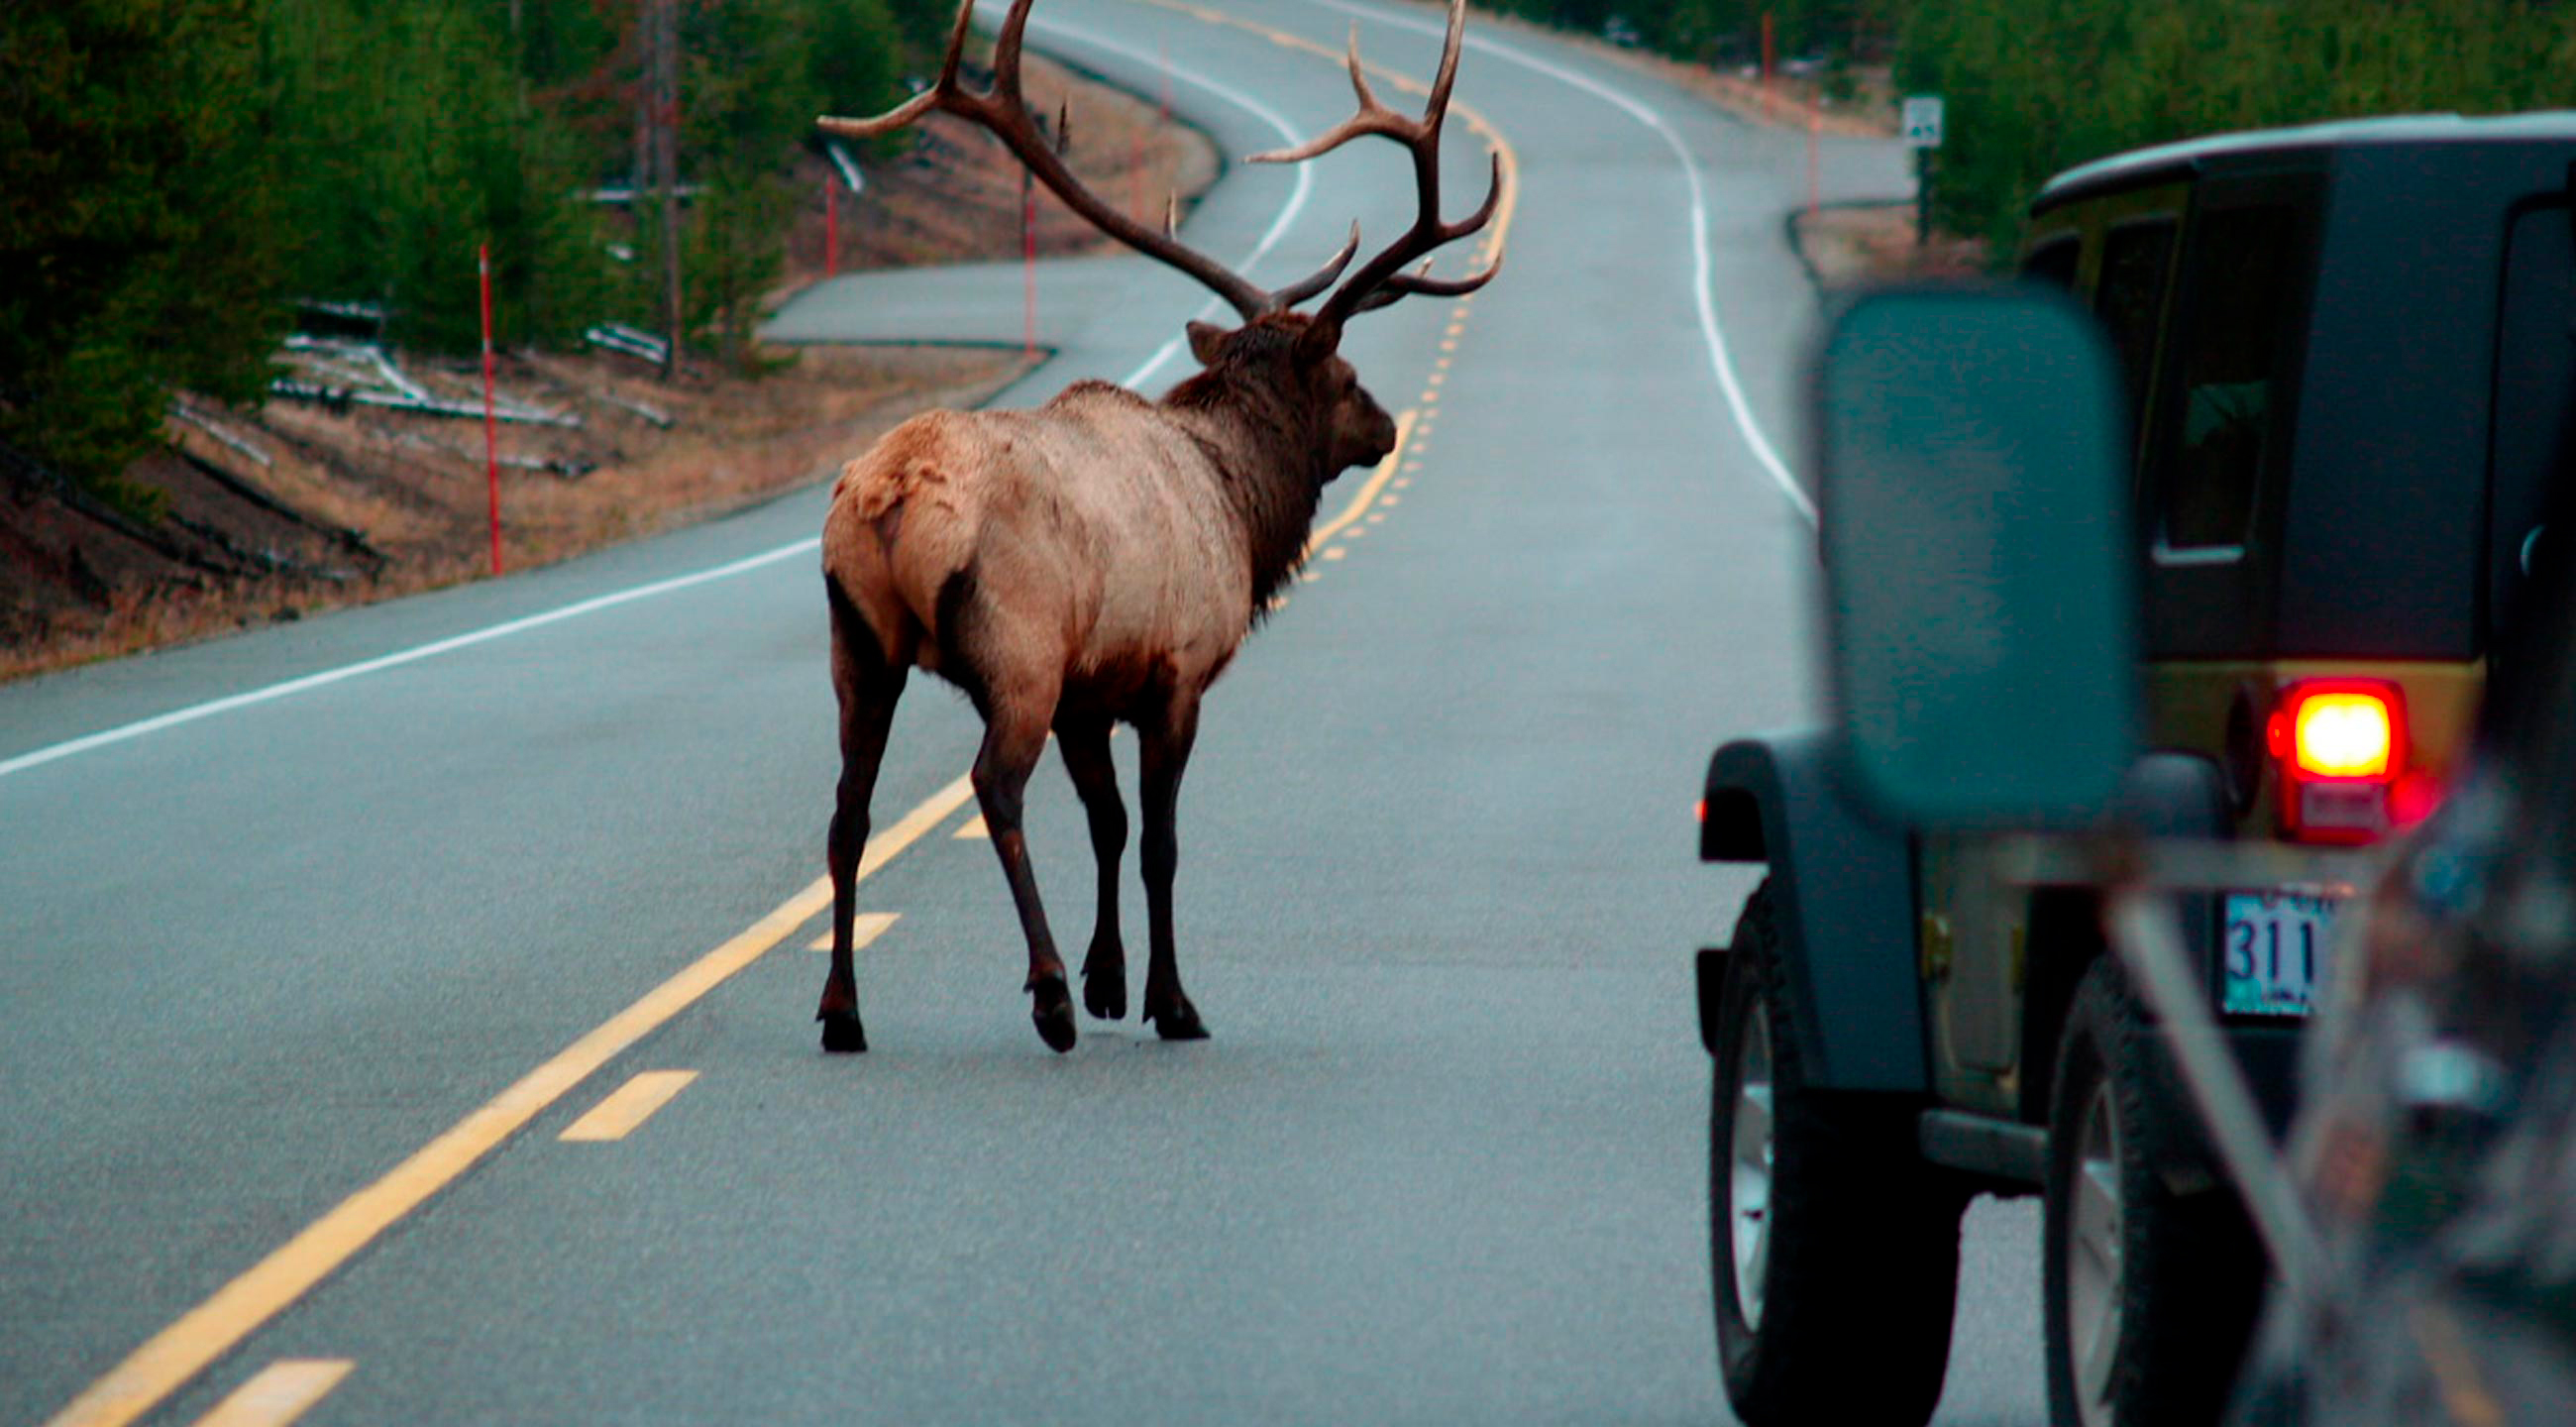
[1,53,1217,684]
[1792,205,1987,288]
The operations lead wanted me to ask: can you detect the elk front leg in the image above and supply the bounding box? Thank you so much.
[1138,693,1208,1041]
[819,612,907,1053]
[974,694,1078,1052]
[1056,714,1129,1021]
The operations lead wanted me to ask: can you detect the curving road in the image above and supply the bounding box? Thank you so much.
[0,2,2045,1423]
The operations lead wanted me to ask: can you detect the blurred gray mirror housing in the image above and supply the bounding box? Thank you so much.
[1815,284,2141,827]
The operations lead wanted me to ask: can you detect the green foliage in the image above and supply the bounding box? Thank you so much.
[0,0,282,491]
[1895,0,2576,256]
[883,0,965,60]
[260,0,610,353]
[3,0,910,496]
[805,0,907,117]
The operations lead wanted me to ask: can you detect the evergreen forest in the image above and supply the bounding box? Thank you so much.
[1486,0,2576,247]
[2,0,950,498]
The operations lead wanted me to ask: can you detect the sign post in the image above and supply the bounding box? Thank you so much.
[1901,95,1946,246]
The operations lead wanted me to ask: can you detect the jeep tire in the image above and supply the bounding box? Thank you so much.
[2043,958,2265,1427]
[1710,882,1966,1427]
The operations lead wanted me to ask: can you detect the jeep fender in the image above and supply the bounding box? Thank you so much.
[1699,730,1927,1093]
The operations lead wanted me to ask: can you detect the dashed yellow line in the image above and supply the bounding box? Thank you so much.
[808,911,902,952]
[43,775,975,1427]
[560,1070,699,1143]
[954,814,991,839]
[188,1361,352,1427]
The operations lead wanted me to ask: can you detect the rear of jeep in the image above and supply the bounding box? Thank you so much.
[1696,116,2576,1427]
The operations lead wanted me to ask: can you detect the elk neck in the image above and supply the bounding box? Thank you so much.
[1161,364,1335,610]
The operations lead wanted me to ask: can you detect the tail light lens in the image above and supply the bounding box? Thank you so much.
[2266,680,2408,843]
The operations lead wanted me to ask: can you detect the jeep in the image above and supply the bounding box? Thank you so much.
[1696,115,2576,1427]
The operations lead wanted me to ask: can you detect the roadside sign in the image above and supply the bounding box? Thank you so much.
[1902,96,1945,150]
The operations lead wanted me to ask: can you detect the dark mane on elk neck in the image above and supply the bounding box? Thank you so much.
[806,0,1501,1056]
[1164,317,1340,609]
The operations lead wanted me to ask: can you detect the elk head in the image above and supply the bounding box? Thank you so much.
[1180,313,1396,481]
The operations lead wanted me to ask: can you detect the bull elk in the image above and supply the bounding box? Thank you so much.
[810,0,1499,1053]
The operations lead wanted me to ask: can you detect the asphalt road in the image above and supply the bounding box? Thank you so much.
[0,1,2046,1423]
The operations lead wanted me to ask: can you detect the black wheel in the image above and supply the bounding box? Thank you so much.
[2043,958,2265,1427]
[1711,881,1966,1427]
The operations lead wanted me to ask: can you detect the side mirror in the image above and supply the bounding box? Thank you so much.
[1815,284,2140,827]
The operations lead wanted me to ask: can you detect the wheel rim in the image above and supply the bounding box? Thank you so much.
[1729,997,1775,1331]
[2065,1077,2124,1427]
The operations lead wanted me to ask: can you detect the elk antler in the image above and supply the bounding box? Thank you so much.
[817,0,1358,322]
[1250,0,1503,343]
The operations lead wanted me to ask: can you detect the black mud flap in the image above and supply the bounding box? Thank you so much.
[1697,946,1727,1054]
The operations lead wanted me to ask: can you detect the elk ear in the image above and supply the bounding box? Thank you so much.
[1186,320,1230,367]
[1293,314,1342,367]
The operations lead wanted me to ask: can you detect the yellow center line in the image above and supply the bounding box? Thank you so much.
[188,1360,352,1427]
[44,775,975,1427]
[954,813,992,839]
[560,1070,700,1143]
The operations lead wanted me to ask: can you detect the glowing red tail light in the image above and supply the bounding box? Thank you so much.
[2266,680,2408,843]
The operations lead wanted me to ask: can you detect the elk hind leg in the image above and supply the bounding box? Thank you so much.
[972,683,1076,1052]
[1138,693,1208,1042]
[818,587,908,1053]
[1056,713,1128,1021]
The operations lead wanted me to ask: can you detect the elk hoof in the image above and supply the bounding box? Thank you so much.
[817,1009,869,1054]
[1030,975,1078,1053]
[1082,960,1127,1022]
[1143,994,1210,1043]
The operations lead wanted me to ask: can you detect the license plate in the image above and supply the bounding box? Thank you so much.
[2221,891,2338,1018]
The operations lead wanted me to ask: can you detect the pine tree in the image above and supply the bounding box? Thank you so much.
[0,0,281,499]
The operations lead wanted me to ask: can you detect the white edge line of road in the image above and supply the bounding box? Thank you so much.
[0,13,1312,786]
[1305,0,1819,527]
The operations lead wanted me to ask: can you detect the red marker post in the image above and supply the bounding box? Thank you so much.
[1807,101,1822,220]
[478,243,503,577]
[1761,12,1776,124]
[1129,129,1146,225]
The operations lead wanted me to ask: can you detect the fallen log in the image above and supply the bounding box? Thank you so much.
[268,380,583,428]
[169,403,273,469]
[585,323,669,366]
[170,450,386,570]
[519,355,677,429]
[0,439,245,579]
